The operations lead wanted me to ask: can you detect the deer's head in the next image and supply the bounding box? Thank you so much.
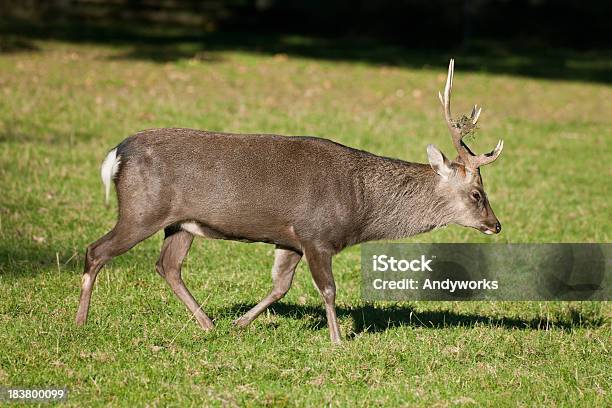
[427,59,503,235]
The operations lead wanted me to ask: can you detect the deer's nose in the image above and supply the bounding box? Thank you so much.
[494,222,502,234]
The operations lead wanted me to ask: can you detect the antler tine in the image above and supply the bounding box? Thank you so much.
[444,58,454,108]
[439,59,454,122]
[470,104,482,125]
[472,139,504,167]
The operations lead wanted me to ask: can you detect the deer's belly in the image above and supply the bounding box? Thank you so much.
[180,221,301,250]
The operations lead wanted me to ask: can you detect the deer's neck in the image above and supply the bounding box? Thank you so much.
[357,159,453,243]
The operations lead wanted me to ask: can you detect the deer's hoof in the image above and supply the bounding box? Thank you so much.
[232,316,251,329]
[195,318,215,331]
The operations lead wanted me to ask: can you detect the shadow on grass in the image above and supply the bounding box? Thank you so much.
[2,19,611,84]
[0,35,39,53]
[225,302,607,336]
[0,240,83,277]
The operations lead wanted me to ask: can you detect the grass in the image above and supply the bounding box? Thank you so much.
[0,30,610,406]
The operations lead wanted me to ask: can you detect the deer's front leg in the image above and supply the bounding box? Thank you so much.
[233,246,302,328]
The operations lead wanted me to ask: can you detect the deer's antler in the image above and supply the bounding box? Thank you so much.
[438,59,503,169]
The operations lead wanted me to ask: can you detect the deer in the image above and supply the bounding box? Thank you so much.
[76,59,503,343]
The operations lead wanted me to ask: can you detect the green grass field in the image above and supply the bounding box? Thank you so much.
[0,32,610,406]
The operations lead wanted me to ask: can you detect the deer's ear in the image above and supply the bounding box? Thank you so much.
[427,144,453,179]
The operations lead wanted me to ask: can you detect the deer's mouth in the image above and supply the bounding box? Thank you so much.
[478,222,501,235]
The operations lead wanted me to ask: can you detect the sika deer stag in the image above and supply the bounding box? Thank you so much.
[77,59,503,343]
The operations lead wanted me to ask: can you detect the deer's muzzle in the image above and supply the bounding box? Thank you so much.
[480,221,502,235]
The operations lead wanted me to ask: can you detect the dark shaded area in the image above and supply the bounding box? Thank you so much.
[0,241,82,278]
[225,302,606,336]
[2,17,611,84]
[2,0,610,49]
[0,1,611,83]
[2,1,612,83]
[0,34,39,53]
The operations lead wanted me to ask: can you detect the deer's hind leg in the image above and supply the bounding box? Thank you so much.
[156,226,214,330]
[76,217,164,326]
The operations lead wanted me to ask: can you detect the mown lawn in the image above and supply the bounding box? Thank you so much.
[0,31,610,406]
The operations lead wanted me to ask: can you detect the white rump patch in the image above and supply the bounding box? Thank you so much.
[100,148,121,205]
[181,222,208,237]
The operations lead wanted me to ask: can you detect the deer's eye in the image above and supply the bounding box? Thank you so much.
[470,191,482,202]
